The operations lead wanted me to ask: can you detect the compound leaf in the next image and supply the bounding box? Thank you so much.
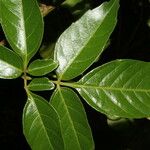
[23,93,64,150]
[0,0,43,65]
[0,46,23,79]
[28,59,58,76]
[55,0,119,80]
[50,87,94,150]
[28,78,55,91]
[76,60,150,118]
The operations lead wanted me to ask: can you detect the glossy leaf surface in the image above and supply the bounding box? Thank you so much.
[28,78,55,91]
[28,59,58,76]
[55,0,119,80]
[0,46,23,79]
[51,87,94,150]
[0,0,43,64]
[23,93,64,150]
[76,60,150,118]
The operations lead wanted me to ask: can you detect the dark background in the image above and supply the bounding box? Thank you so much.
[0,0,150,149]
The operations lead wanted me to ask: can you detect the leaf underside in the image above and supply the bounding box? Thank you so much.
[76,59,150,118]
[50,87,94,150]
[55,0,119,80]
[23,93,64,150]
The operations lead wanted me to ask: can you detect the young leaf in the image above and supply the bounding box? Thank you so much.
[0,0,44,65]
[28,77,55,91]
[50,87,94,150]
[0,46,23,79]
[23,93,64,150]
[28,59,58,76]
[76,60,150,118]
[55,0,119,80]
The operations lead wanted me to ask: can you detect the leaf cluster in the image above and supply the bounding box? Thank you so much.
[0,0,150,149]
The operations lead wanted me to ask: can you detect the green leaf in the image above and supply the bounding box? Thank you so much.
[28,78,55,91]
[28,59,58,76]
[55,0,119,80]
[75,59,150,118]
[50,87,94,150]
[62,0,82,7]
[0,0,44,65]
[23,93,64,150]
[0,46,23,79]
[0,2,1,23]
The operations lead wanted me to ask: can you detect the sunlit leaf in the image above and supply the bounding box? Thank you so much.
[0,0,44,65]
[28,59,58,76]
[51,87,94,150]
[28,77,55,91]
[76,60,150,118]
[0,46,23,79]
[23,93,64,150]
[55,0,119,80]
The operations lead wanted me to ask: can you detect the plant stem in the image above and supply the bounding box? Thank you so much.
[50,80,80,88]
[23,74,28,94]
[22,69,31,96]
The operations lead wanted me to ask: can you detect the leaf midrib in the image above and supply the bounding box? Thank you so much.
[17,0,28,67]
[60,82,150,93]
[58,87,82,149]
[28,63,56,72]
[20,0,27,54]
[30,95,54,150]
[80,85,150,92]
[29,83,49,87]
